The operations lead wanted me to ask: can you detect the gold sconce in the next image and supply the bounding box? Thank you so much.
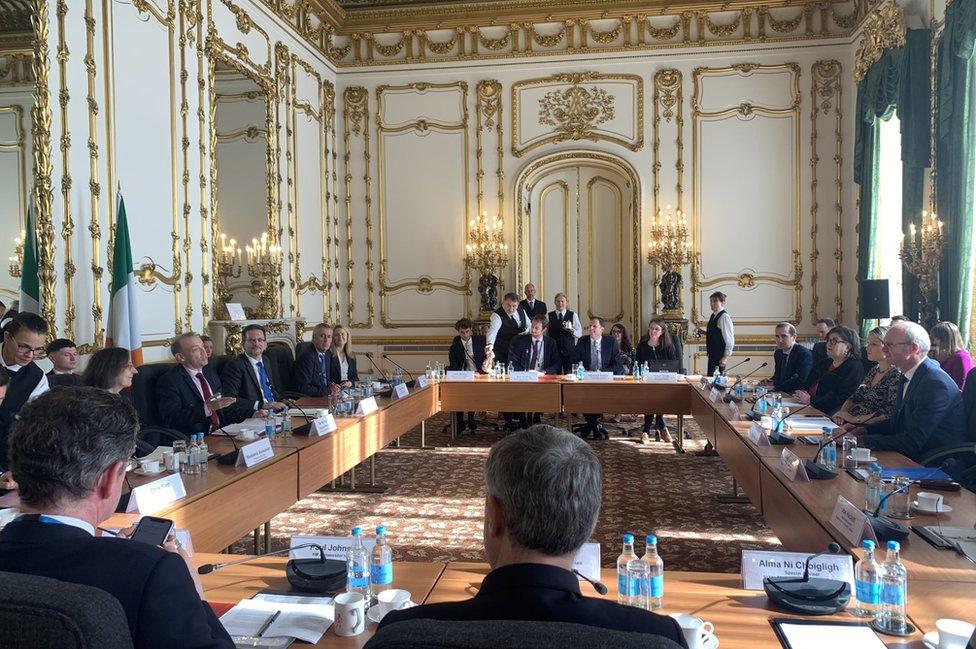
[900,210,945,328]
[8,229,24,278]
[137,256,181,288]
[646,205,693,317]
[464,211,509,313]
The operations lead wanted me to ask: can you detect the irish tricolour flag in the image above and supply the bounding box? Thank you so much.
[105,191,143,365]
[18,197,40,315]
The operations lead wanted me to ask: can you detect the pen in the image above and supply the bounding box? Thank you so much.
[256,610,281,637]
[97,527,118,537]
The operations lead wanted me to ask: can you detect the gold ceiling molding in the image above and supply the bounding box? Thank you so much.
[512,71,643,158]
[853,0,906,82]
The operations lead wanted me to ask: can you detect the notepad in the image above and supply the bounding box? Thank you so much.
[880,467,951,481]
[219,595,334,643]
[771,619,887,649]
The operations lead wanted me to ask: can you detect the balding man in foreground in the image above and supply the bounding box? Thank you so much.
[379,425,686,645]
[859,322,968,463]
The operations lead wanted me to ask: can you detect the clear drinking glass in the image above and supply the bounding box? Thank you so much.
[888,476,912,519]
[842,435,858,469]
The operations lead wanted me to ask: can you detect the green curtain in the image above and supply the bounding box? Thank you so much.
[853,30,932,334]
[937,0,976,345]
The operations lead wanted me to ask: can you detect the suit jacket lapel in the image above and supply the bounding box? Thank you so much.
[179,368,205,404]
[244,356,262,396]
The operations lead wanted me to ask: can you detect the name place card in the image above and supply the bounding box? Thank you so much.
[290,535,378,561]
[747,422,770,447]
[311,414,338,437]
[236,437,275,468]
[356,396,378,415]
[393,383,409,399]
[126,472,187,514]
[445,371,475,381]
[829,495,877,546]
[644,372,680,382]
[572,542,601,584]
[416,375,429,389]
[741,550,854,591]
[583,371,615,381]
[710,388,720,402]
[509,371,540,382]
[778,448,808,482]
[728,400,741,417]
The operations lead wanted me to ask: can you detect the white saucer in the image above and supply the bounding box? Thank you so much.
[923,630,938,649]
[913,500,953,515]
[847,454,877,463]
[701,631,719,649]
[366,601,416,624]
[133,467,165,476]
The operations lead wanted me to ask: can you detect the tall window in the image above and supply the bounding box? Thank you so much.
[873,113,904,318]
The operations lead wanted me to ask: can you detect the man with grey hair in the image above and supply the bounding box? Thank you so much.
[379,425,686,644]
[859,322,968,463]
[0,387,234,648]
[767,322,812,393]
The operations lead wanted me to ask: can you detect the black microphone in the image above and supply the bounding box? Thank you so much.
[286,401,316,436]
[866,458,956,543]
[763,542,851,614]
[198,542,324,574]
[573,569,608,595]
[382,354,416,388]
[803,426,850,479]
[212,425,242,465]
[363,352,389,383]
[711,357,750,390]
[802,542,841,581]
[723,362,769,403]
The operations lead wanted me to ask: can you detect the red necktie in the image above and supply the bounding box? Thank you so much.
[196,372,221,432]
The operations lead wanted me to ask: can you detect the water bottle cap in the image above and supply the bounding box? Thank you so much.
[352,526,362,536]
[622,533,634,544]
[376,525,386,536]
[887,540,900,551]
[862,539,875,550]
[822,426,832,433]
[646,534,657,545]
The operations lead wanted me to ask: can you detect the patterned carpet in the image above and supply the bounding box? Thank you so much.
[234,412,780,573]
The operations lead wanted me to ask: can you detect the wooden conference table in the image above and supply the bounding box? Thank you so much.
[199,556,927,647]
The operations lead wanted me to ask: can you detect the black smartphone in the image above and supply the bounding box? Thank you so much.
[129,516,175,546]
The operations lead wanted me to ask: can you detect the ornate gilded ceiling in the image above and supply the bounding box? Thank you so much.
[0,0,31,33]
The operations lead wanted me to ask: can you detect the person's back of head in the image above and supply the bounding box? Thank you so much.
[484,424,601,560]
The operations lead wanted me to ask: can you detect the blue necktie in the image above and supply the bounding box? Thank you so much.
[256,361,275,403]
[319,354,328,381]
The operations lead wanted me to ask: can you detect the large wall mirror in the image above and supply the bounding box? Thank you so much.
[212,57,276,320]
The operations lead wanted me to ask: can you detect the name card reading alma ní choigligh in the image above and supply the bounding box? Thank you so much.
[741,550,854,591]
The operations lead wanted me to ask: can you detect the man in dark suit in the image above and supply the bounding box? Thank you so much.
[45,337,80,379]
[447,318,487,434]
[767,322,812,393]
[518,282,547,319]
[220,324,287,412]
[0,312,50,470]
[155,332,254,435]
[294,323,341,397]
[511,315,563,427]
[0,387,234,649]
[811,318,834,370]
[860,322,969,464]
[379,424,686,646]
[575,317,624,439]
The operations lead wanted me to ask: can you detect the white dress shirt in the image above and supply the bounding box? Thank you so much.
[554,310,582,340]
[246,354,271,408]
[2,360,49,402]
[712,309,735,354]
[338,355,349,381]
[486,310,530,347]
[462,338,477,371]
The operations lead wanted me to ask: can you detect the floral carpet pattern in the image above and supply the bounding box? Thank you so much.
[233,414,780,572]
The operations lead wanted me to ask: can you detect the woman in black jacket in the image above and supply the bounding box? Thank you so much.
[792,325,865,416]
[634,318,683,443]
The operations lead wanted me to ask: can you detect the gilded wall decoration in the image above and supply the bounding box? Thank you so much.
[342,86,374,327]
[32,0,58,334]
[690,63,803,327]
[56,0,76,340]
[512,72,643,157]
[325,81,341,323]
[84,0,104,348]
[853,0,905,82]
[652,68,684,310]
[475,79,503,222]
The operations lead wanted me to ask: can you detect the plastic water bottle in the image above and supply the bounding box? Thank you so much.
[643,535,664,610]
[632,362,640,380]
[866,463,883,512]
[425,362,433,380]
[370,525,393,601]
[173,438,187,473]
[506,361,514,377]
[577,363,586,381]
[853,539,881,618]
[821,427,837,469]
[264,411,275,436]
[641,361,649,379]
[711,367,720,385]
[346,527,370,598]
[198,434,209,472]
[616,533,637,605]
[735,376,745,401]
[186,435,200,474]
[879,541,908,634]
[626,553,651,610]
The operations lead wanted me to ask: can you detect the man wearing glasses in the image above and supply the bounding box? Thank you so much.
[0,313,50,469]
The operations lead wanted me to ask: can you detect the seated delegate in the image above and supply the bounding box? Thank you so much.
[832,326,899,430]
[634,318,682,443]
[766,322,812,393]
[0,387,234,649]
[929,320,973,390]
[791,325,864,416]
[294,323,341,397]
[379,424,687,646]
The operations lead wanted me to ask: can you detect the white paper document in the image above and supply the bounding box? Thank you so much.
[220,597,334,643]
[775,622,886,649]
[785,416,837,431]
[219,419,267,435]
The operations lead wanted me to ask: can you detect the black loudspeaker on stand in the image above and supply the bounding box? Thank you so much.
[861,279,890,320]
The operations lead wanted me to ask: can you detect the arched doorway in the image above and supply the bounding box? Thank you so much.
[514,150,641,332]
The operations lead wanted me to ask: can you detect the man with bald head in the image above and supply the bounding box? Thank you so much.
[858,321,968,464]
[518,283,547,319]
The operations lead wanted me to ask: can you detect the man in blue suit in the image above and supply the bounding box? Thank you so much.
[0,387,234,649]
[294,323,341,397]
[575,317,625,439]
[767,322,813,393]
[861,322,969,464]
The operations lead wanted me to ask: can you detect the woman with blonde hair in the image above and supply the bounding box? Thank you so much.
[832,325,899,429]
[330,324,359,388]
[929,321,972,389]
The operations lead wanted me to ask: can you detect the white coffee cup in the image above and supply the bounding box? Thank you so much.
[138,458,160,473]
[334,591,367,637]
[240,429,259,441]
[671,613,715,649]
[161,450,176,471]
[375,588,412,620]
[760,416,773,431]
[936,618,975,649]
[916,491,945,511]
[853,447,872,461]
